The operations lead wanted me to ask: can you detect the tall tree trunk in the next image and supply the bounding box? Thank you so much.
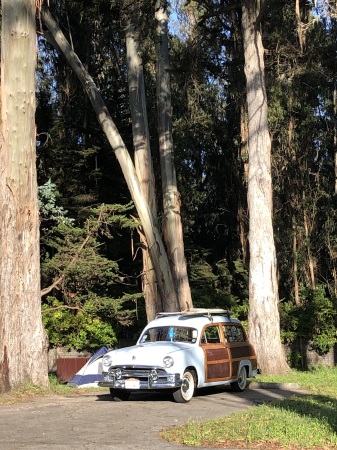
[155,0,193,311]
[239,102,249,266]
[303,196,316,289]
[0,0,49,393]
[295,0,304,53]
[42,6,179,312]
[242,1,289,375]
[327,233,337,297]
[125,16,162,320]
[332,81,337,195]
[292,216,301,305]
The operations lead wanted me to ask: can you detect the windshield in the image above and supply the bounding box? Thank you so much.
[140,326,198,344]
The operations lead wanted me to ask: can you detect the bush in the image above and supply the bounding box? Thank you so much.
[281,285,337,357]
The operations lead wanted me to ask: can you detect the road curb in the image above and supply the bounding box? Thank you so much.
[248,381,303,390]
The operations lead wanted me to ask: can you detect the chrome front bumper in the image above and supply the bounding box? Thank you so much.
[98,366,182,390]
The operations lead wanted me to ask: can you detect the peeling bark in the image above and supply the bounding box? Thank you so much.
[126,17,162,319]
[242,1,289,375]
[155,1,192,311]
[0,0,49,393]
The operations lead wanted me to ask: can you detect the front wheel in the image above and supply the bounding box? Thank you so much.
[110,388,131,401]
[173,370,196,403]
[231,366,247,392]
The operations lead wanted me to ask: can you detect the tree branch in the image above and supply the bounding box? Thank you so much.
[197,1,241,27]
[255,0,269,29]
[40,5,180,310]
[40,208,104,297]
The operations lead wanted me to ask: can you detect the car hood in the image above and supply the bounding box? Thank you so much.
[107,342,191,367]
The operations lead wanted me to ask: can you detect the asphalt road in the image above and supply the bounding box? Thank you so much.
[0,384,305,450]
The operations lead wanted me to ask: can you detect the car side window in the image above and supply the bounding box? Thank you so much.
[201,325,221,344]
[222,325,245,343]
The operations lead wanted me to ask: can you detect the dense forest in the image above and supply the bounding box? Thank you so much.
[31,0,337,366]
[2,0,337,386]
[36,0,335,357]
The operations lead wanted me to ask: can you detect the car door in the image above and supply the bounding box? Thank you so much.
[200,324,232,382]
[222,323,257,376]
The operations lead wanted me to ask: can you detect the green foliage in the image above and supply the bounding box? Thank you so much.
[189,249,249,320]
[42,297,117,350]
[34,0,337,360]
[41,203,143,351]
[38,179,74,226]
[281,286,337,355]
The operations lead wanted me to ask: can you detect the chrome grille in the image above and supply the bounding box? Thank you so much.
[108,366,166,380]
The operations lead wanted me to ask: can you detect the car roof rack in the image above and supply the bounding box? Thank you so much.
[156,308,232,320]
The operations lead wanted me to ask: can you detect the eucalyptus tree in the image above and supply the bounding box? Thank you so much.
[169,1,249,307]
[155,0,192,311]
[124,2,161,320]
[265,0,337,302]
[180,0,289,373]
[40,0,197,318]
[267,3,323,303]
[241,0,289,374]
[0,0,49,392]
[236,0,337,358]
[41,5,180,313]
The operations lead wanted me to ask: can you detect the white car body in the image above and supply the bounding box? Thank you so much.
[98,308,258,403]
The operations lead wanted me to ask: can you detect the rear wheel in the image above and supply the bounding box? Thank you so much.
[231,366,247,392]
[110,388,130,401]
[173,370,196,403]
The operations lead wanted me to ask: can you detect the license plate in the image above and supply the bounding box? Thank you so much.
[125,379,140,389]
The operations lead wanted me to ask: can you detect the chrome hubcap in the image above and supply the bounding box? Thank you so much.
[182,374,193,398]
[238,368,246,388]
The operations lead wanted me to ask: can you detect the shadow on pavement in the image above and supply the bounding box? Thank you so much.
[94,383,309,405]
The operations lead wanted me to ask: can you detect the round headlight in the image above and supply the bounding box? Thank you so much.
[102,354,113,367]
[163,356,174,368]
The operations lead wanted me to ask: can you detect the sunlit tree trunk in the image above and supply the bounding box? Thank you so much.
[239,103,249,266]
[331,66,337,296]
[295,0,304,53]
[242,0,289,375]
[42,6,179,312]
[155,0,192,311]
[0,0,49,393]
[303,194,316,289]
[126,15,162,320]
[292,216,301,306]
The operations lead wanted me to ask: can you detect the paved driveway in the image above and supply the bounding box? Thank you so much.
[0,385,305,450]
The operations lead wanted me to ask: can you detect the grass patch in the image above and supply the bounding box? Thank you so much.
[255,365,337,397]
[161,366,337,449]
[0,374,102,406]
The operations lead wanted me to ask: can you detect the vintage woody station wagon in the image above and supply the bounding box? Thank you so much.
[98,308,258,403]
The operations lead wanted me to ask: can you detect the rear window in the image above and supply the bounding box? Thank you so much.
[222,325,246,343]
